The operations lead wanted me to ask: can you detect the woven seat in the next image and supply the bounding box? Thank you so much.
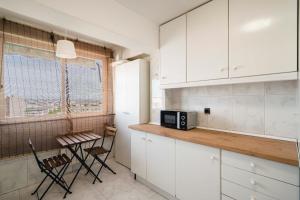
[43,154,72,170]
[84,146,109,156]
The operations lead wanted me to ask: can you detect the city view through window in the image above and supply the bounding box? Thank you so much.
[3,43,103,118]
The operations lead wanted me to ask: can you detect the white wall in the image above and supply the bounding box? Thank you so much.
[0,0,158,54]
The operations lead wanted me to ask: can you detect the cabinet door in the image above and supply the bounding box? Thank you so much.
[131,130,147,179]
[187,0,228,81]
[160,15,186,85]
[229,0,297,77]
[146,134,175,195]
[176,140,220,200]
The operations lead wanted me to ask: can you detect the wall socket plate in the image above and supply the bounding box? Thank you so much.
[204,108,210,114]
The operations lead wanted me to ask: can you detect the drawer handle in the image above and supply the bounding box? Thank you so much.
[161,76,167,79]
[250,162,256,168]
[250,179,256,185]
[147,139,152,143]
[141,137,146,140]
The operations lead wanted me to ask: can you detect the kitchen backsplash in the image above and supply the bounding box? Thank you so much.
[165,80,300,140]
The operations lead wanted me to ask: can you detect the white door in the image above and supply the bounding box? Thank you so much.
[176,140,220,200]
[187,0,228,81]
[131,130,147,179]
[229,0,297,77]
[160,15,186,85]
[114,62,140,168]
[146,134,176,195]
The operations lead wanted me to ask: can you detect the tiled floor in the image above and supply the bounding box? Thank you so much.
[20,159,166,200]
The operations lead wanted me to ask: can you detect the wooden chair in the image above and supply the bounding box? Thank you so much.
[84,126,117,184]
[28,138,72,200]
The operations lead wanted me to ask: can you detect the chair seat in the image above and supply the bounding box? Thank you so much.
[43,154,71,170]
[84,146,109,156]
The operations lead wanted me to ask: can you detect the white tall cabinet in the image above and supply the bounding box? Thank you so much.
[229,0,298,78]
[187,0,228,81]
[160,15,186,85]
[176,140,221,200]
[114,59,149,168]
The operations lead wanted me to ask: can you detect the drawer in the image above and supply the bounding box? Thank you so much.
[222,150,299,186]
[223,180,275,200]
[222,194,234,200]
[222,165,299,200]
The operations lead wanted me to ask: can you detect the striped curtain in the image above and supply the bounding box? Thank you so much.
[0,19,114,159]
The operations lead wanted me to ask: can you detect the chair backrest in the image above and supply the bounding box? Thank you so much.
[102,126,117,152]
[28,138,43,170]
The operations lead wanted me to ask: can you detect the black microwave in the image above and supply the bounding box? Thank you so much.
[160,110,197,130]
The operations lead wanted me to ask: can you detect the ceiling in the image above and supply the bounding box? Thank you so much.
[115,0,209,24]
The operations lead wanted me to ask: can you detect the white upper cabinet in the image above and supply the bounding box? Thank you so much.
[160,15,186,85]
[187,0,228,81]
[229,0,297,78]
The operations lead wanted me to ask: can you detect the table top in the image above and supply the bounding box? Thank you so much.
[129,124,299,166]
[56,132,102,147]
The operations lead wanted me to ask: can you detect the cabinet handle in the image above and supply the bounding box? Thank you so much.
[250,162,255,168]
[233,65,243,70]
[220,67,228,72]
[147,139,152,143]
[250,179,256,185]
[142,137,146,140]
[122,112,130,115]
[161,76,167,79]
[210,155,217,160]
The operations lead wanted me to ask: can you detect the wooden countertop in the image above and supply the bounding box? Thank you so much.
[129,124,299,166]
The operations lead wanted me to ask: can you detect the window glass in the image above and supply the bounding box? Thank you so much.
[3,43,62,118]
[66,57,103,113]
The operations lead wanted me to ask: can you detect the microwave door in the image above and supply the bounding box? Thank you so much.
[161,111,178,128]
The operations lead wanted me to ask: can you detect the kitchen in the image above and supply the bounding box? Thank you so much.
[0,0,299,200]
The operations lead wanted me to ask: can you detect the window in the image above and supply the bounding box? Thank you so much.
[3,43,103,119]
[4,43,62,118]
[66,58,103,113]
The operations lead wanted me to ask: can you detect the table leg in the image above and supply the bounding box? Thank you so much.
[63,140,101,198]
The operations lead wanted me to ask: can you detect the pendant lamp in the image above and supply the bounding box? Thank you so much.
[56,39,76,59]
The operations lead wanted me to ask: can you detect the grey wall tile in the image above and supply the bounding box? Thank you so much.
[232,83,264,96]
[265,95,300,138]
[165,80,300,139]
[232,96,265,134]
[206,97,233,130]
[265,81,298,95]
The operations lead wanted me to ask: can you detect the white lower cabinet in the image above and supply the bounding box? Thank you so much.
[131,130,147,179]
[131,130,299,200]
[221,152,300,200]
[176,140,220,200]
[130,130,176,196]
[146,133,176,195]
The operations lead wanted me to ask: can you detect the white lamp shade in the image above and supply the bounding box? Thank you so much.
[56,40,77,59]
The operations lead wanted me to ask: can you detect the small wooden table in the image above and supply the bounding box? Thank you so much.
[56,132,102,198]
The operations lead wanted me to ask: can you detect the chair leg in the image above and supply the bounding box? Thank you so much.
[31,173,49,195]
[85,157,96,175]
[92,154,116,184]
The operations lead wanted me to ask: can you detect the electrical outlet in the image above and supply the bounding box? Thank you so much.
[204,108,210,114]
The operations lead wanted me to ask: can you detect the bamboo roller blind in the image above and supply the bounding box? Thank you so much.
[0,19,115,159]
